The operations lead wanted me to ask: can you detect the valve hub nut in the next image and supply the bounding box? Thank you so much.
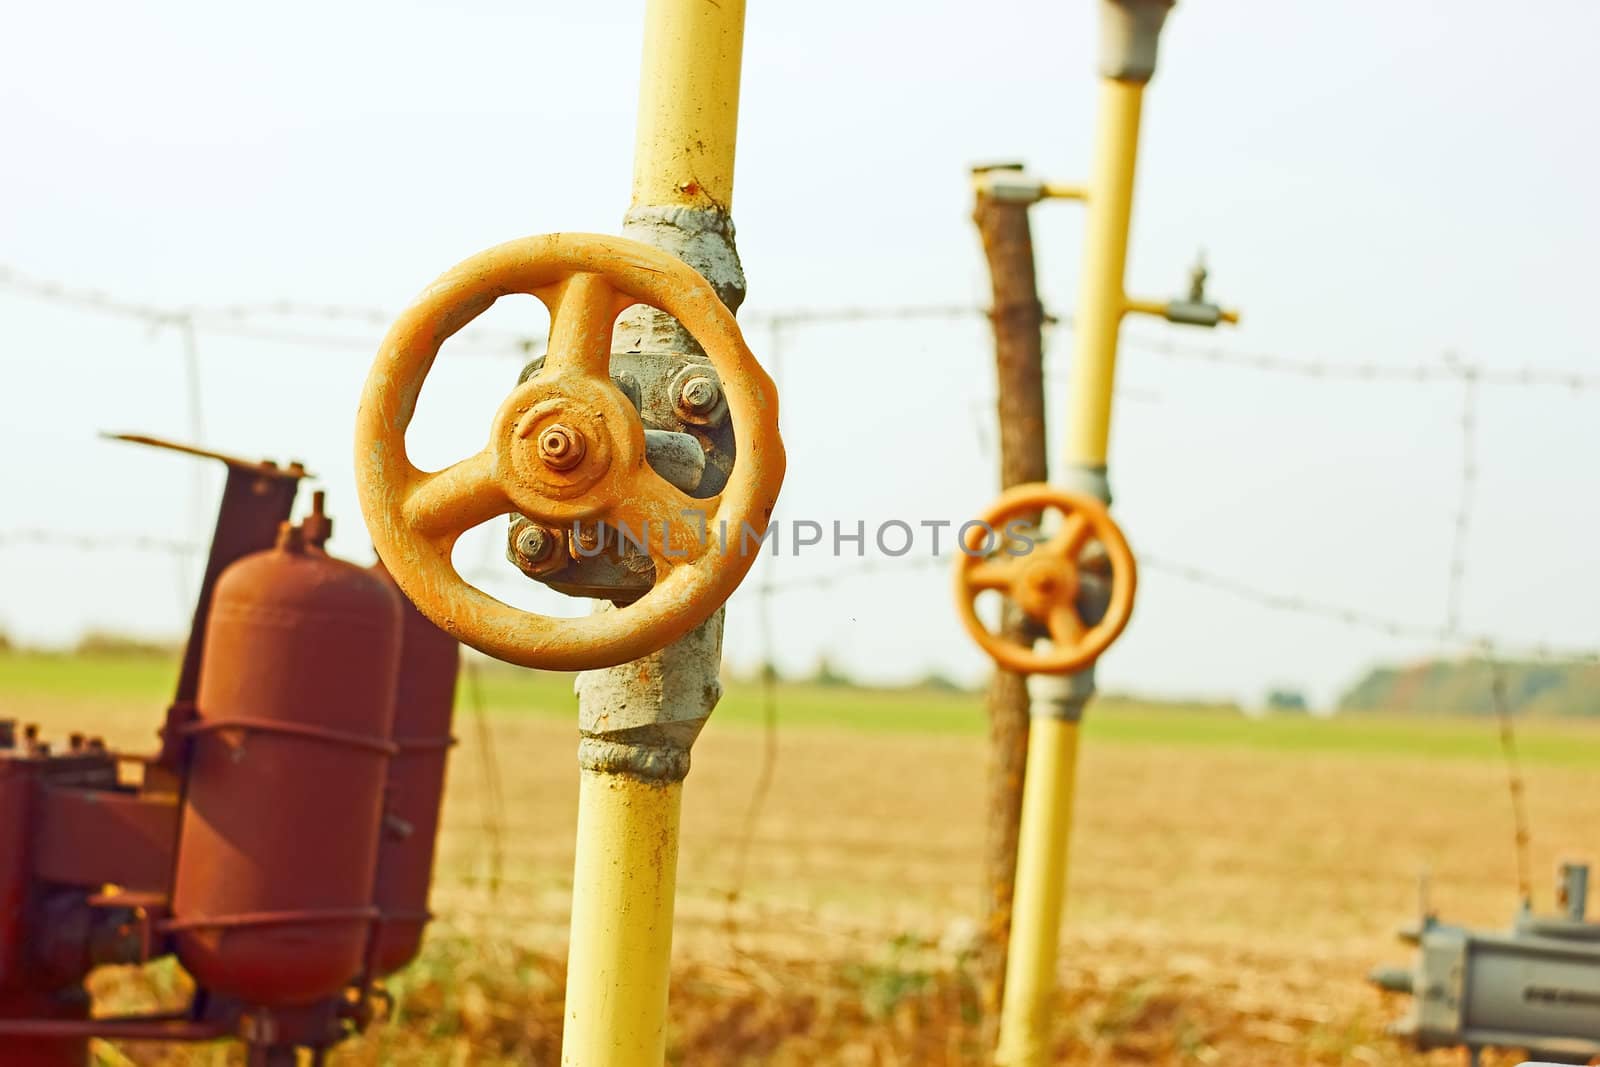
[537,424,586,470]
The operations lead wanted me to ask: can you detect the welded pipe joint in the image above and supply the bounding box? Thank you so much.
[616,204,747,350]
[1027,669,1096,722]
[1058,463,1113,506]
[574,605,726,781]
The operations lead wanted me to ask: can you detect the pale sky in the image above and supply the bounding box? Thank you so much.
[2,1,1597,708]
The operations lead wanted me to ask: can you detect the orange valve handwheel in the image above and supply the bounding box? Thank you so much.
[354,233,785,672]
[954,483,1137,675]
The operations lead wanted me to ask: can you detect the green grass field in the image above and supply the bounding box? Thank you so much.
[7,648,1599,768]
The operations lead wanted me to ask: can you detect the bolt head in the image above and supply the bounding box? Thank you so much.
[514,524,555,564]
[679,376,720,415]
[537,424,586,470]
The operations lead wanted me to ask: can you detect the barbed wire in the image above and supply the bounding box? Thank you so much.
[726,321,786,947]
[0,529,200,556]
[753,553,947,594]
[5,527,1595,664]
[1138,552,1598,665]
[5,263,1598,707]
[9,264,1600,391]
[1486,656,1535,903]
[1117,329,1600,390]
[1445,359,1479,634]
[0,265,535,356]
[460,656,507,901]
[748,303,987,328]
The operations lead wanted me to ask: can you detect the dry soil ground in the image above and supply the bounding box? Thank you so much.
[6,653,1598,1065]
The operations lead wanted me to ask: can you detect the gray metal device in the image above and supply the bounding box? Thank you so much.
[1371,863,1600,1065]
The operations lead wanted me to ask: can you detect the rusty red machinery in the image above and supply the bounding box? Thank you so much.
[0,435,461,1065]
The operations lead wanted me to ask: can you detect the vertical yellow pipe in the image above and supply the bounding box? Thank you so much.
[561,4,747,1065]
[631,0,746,210]
[1065,78,1145,469]
[562,771,683,1066]
[994,718,1081,1066]
[995,75,1147,1067]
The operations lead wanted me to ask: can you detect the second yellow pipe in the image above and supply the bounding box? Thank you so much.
[993,718,1081,1066]
[1064,78,1145,470]
[995,74,1147,1067]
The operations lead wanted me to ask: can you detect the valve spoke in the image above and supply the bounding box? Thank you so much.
[1046,601,1087,645]
[617,468,720,569]
[403,450,512,546]
[1043,511,1093,560]
[966,559,1018,593]
[542,273,625,379]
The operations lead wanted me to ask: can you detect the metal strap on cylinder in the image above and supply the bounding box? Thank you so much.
[179,718,399,756]
[163,905,380,933]
[374,908,433,925]
[390,734,458,752]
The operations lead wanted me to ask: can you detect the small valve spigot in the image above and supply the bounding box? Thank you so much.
[1187,251,1209,304]
[970,163,1088,205]
[1127,250,1240,328]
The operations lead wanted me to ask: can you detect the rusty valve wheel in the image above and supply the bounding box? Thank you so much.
[354,233,785,671]
[954,483,1137,675]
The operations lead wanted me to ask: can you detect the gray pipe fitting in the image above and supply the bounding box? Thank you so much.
[1099,0,1175,84]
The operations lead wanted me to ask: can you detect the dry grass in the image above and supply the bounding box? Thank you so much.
[13,668,1596,1065]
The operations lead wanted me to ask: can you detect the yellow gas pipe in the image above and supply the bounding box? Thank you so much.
[563,772,684,1065]
[559,2,747,1065]
[631,0,744,211]
[994,5,1164,1065]
[1060,78,1146,473]
[995,708,1083,1066]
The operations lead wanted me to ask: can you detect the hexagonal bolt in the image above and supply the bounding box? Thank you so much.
[515,524,556,564]
[675,374,723,421]
[508,521,572,579]
[679,375,720,413]
[570,522,606,557]
[537,424,587,471]
[509,521,566,577]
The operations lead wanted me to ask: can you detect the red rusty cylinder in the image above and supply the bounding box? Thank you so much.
[368,561,460,976]
[171,524,401,1008]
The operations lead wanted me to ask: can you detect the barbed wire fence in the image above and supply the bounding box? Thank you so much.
[5,265,1599,908]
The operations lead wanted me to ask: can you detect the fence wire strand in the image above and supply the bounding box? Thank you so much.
[1486,654,1535,903]
[461,656,507,901]
[5,265,1599,908]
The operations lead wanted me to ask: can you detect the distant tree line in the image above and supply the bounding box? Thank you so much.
[742,656,976,694]
[1340,658,1600,716]
[0,630,177,658]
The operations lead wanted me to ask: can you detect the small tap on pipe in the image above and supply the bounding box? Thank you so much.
[1126,251,1240,327]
